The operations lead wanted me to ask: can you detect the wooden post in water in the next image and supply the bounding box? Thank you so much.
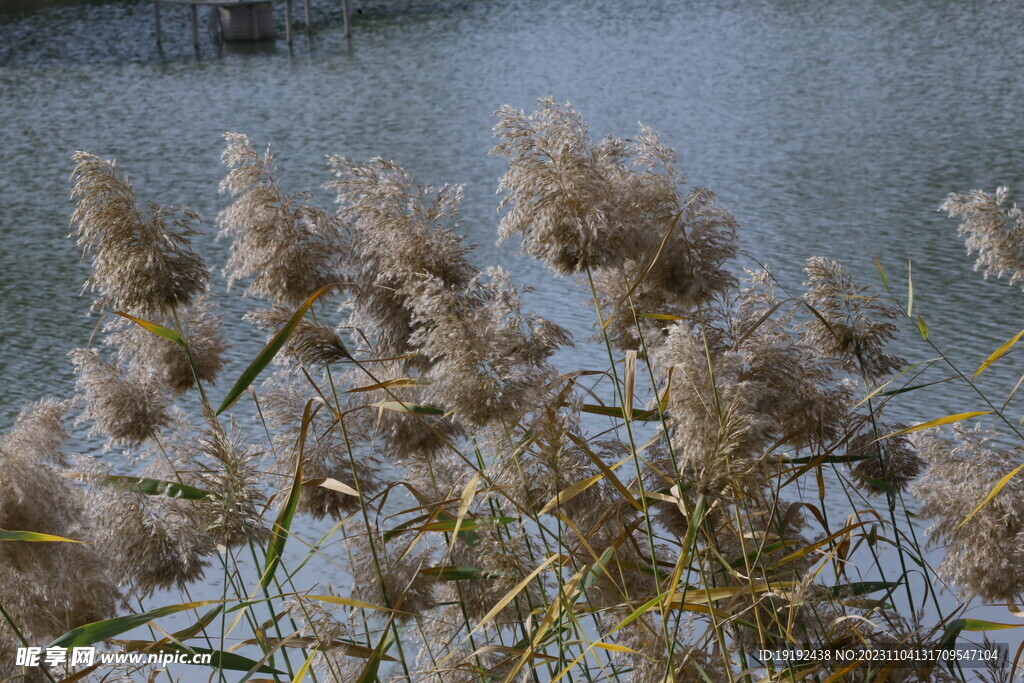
[303,0,311,30]
[190,3,200,53]
[154,0,162,49]
[341,0,349,38]
[284,0,292,43]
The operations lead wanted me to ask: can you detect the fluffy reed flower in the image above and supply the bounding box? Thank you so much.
[413,608,517,682]
[1,398,69,465]
[659,273,850,496]
[339,350,460,468]
[248,306,351,367]
[492,98,625,275]
[328,156,485,461]
[911,426,1024,602]
[192,410,269,548]
[486,383,621,544]
[407,268,570,427]
[108,295,229,394]
[846,424,922,495]
[260,373,379,519]
[493,99,737,350]
[0,402,121,672]
[69,152,208,317]
[69,348,170,448]
[328,155,475,362]
[444,519,543,624]
[802,257,903,381]
[345,520,435,619]
[942,186,1024,286]
[590,187,738,350]
[284,598,365,680]
[83,461,214,598]
[219,133,347,307]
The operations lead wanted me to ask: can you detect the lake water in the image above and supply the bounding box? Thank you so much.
[3,0,1024,672]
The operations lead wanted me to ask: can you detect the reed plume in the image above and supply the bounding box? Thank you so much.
[912,426,1024,602]
[657,272,850,497]
[83,461,214,598]
[406,267,570,428]
[328,155,474,362]
[260,374,379,519]
[248,306,351,367]
[942,186,1024,286]
[344,519,435,619]
[108,294,229,394]
[802,256,903,382]
[846,423,922,495]
[0,402,121,677]
[69,348,171,448]
[69,152,209,317]
[219,132,347,307]
[192,409,269,548]
[494,98,738,350]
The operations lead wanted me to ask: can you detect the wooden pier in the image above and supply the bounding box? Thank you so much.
[154,0,350,51]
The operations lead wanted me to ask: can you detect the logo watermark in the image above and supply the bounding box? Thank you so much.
[15,646,213,668]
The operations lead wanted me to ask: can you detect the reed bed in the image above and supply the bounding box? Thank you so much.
[2,97,1023,681]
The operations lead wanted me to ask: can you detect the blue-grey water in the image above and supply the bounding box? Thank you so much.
[3,0,1024,675]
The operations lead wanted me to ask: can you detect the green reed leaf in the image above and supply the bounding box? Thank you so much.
[94,475,217,501]
[260,400,310,590]
[421,566,496,581]
[355,631,395,683]
[826,581,898,598]
[216,283,342,415]
[581,403,659,421]
[0,529,83,543]
[371,401,446,415]
[114,312,184,346]
[49,601,221,649]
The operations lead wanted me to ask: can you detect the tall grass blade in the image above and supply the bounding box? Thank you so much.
[115,312,184,346]
[954,461,1024,531]
[906,260,914,316]
[304,595,400,615]
[355,629,395,683]
[975,327,1024,378]
[623,350,637,421]
[447,472,480,560]
[885,411,993,438]
[291,651,317,683]
[345,377,431,393]
[567,432,642,510]
[49,600,222,649]
[0,529,83,543]
[303,477,359,498]
[217,283,342,414]
[874,254,890,292]
[469,554,560,637]
[260,400,310,590]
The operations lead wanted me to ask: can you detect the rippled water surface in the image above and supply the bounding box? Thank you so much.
[3,0,1024,654]
[4,0,1024,428]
